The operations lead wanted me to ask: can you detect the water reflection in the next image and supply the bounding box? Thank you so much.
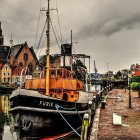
[0,94,17,140]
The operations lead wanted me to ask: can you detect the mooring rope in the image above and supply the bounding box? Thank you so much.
[55,104,80,137]
[57,105,76,111]
[75,102,82,121]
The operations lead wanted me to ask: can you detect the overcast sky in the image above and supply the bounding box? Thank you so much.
[0,0,140,73]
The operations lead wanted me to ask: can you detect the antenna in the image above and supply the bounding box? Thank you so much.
[107,62,109,72]
[9,34,13,46]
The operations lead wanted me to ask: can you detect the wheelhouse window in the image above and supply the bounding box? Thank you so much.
[50,70,56,78]
[57,69,62,77]
[65,70,70,78]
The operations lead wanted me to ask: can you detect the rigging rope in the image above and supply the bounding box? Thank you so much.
[55,0,63,43]
[34,0,42,51]
[38,38,46,58]
[50,18,61,50]
[36,19,47,54]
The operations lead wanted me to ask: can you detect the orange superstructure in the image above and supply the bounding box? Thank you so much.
[25,68,84,102]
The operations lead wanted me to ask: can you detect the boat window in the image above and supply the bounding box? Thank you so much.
[57,70,62,77]
[50,70,56,77]
[66,71,70,78]
[19,62,23,67]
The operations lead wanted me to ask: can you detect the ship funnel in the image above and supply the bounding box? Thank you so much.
[60,44,72,69]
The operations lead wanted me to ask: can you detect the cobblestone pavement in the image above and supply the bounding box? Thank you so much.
[98,89,140,140]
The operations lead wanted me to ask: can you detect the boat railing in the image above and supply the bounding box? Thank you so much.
[20,67,28,88]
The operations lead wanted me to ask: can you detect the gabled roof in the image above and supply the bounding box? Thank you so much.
[0,63,4,69]
[11,43,23,57]
[2,63,11,69]
[12,66,26,75]
[29,47,39,64]
[11,42,38,64]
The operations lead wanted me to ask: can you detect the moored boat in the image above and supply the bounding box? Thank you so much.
[9,0,95,139]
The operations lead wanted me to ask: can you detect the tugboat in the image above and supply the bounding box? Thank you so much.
[9,0,94,139]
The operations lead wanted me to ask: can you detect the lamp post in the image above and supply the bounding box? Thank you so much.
[128,74,131,108]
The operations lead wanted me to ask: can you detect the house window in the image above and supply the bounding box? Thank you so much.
[16,77,18,82]
[5,67,7,70]
[19,62,23,67]
[8,78,10,82]
[24,53,28,61]
[4,73,5,76]
[28,62,33,74]
[12,78,15,83]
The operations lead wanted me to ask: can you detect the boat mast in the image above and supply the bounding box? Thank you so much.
[46,0,50,95]
[71,30,73,72]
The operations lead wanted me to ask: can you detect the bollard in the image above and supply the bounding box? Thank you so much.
[101,100,106,109]
[81,113,90,140]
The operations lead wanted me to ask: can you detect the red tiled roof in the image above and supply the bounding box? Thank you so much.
[0,63,4,69]
[12,67,26,75]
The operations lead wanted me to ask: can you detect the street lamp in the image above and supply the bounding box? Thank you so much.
[128,72,133,108]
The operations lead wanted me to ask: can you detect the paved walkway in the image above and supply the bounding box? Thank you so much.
[98,89,140,140]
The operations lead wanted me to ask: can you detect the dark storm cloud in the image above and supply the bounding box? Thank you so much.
[76,13,140,39]
[1,0,140,73]
[0,0,41,45]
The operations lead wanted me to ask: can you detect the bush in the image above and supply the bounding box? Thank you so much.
[130,76,140,83]
[130,82,140,90]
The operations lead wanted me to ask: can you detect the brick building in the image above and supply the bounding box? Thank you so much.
[8,42,39,74]
[1,63,12,84]
[134,65,140,76]
[0,22,39,85]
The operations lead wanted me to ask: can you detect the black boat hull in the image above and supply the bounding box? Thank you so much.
[9,89,91,139]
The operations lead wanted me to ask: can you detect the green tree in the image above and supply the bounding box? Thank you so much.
[39,55,87,82]
[130,76,140,83]
[39,55,46,69]
[73,59,87,83]
[114,70,122,79]
[39,55,59,69]
[130,76,140,98]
